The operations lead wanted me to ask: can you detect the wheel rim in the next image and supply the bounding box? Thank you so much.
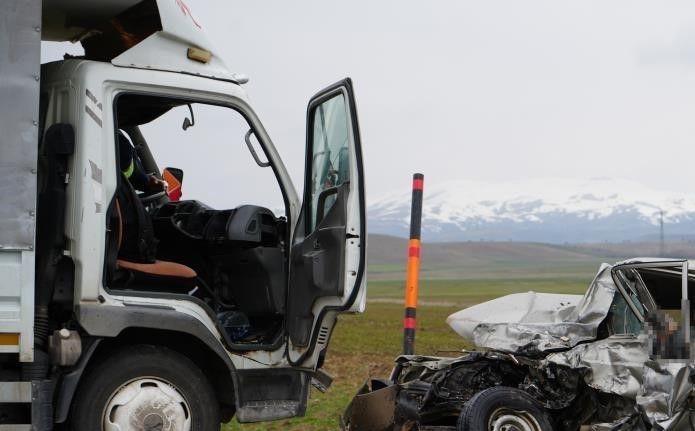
[488,408,543,431]
[102,377,192,431]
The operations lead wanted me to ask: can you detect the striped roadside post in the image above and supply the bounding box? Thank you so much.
[403,173,424,355]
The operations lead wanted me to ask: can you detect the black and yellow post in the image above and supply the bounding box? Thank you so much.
[403,173,424,355]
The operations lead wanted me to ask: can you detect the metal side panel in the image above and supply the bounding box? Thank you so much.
[0,382,32,403]
[0,0,41,249]
[19,251,35,362]
[0,251,34,361]
[0,0,41,363]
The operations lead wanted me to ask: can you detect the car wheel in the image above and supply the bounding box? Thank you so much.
[69,344,220,431]
[457,386,553,431]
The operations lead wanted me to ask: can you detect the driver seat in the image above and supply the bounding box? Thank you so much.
[112,179,198,292]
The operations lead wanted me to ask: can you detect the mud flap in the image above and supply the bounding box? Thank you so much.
[235,369,311,423]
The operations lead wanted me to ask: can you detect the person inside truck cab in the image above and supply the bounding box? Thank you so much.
[118,131,167,193]
[111,131,198,291]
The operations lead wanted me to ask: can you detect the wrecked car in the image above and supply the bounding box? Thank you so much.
[342,259,695,431]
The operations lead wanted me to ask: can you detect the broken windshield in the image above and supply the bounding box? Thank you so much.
[605,289,642,335]
[612,268,657,323]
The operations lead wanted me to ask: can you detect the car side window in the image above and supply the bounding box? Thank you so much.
[606,291,643,336]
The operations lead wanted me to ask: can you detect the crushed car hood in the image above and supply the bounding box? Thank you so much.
[446,264,617,355]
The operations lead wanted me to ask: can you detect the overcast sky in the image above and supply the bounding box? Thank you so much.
[43,0,695,206]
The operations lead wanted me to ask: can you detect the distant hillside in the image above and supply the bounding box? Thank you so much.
[565,241,695,259]
[366,234,695,281]
[369,178,695,243]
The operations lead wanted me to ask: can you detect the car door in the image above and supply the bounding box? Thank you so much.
[287,78,366,364]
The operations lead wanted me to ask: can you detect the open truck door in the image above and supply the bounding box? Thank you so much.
[287,78,366,365]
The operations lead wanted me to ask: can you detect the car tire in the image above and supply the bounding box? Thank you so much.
[457,386,553,431]
[69,344,220,431]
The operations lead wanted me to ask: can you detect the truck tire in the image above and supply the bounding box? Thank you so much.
[457,386,553,431]
[69,344,220,431]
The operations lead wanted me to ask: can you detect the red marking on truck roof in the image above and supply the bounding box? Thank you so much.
[175,0,202,29]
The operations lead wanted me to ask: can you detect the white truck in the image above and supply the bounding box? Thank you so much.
[0,0,366,429]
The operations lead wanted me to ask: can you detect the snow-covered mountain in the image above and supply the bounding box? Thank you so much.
[368,178,695,243]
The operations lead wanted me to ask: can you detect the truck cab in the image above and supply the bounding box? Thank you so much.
[0,0,366,428]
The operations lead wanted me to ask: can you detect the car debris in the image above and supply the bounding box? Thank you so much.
[342,259,695,431]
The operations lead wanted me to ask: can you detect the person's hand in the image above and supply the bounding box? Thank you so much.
[147,175,169,193]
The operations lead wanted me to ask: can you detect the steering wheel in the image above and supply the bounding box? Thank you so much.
[139,190,166,204]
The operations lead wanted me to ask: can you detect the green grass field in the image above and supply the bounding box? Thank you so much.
[224,276,591,431]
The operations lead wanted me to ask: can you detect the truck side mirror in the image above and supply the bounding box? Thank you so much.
[162,167,184,201]
[182,104,195,130]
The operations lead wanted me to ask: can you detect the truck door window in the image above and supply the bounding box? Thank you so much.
[308,93,350,232]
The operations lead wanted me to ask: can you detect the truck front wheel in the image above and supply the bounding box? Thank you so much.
[69,344,220,431]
